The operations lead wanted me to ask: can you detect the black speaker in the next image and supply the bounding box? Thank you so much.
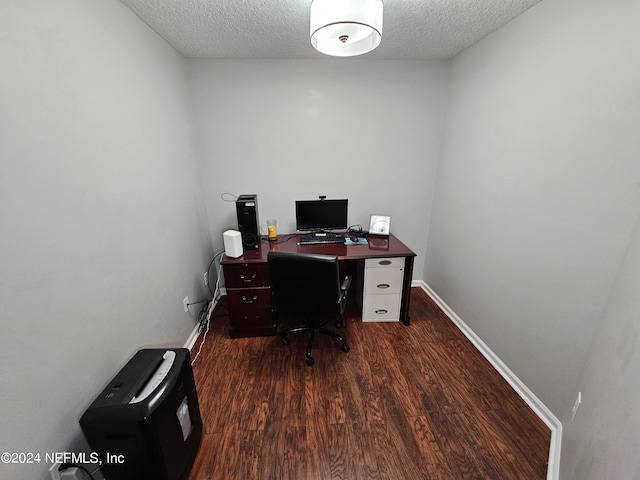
[236,194,260,250]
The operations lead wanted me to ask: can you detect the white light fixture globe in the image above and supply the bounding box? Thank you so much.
[310,0,383,57]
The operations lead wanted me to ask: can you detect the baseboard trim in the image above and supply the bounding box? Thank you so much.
[184,321,202,351]
[412,280,562,480]
[183,297,218,351]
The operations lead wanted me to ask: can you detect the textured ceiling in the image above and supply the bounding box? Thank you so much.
[119,0,542,60]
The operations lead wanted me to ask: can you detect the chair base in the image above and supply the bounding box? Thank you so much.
[281,323,349,366]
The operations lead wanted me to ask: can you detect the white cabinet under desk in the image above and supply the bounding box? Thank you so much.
[361,256,405,322]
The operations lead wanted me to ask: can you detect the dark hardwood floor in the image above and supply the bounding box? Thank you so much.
[188,287,550,480]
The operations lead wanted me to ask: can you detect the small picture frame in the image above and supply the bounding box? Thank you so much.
[369,215,391,236]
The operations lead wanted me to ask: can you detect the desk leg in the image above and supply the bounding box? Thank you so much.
[400,256,414,326]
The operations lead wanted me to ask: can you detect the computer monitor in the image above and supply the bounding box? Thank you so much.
[295,199,348,233]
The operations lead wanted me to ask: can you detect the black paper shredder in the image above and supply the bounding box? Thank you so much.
[80,348,202,480]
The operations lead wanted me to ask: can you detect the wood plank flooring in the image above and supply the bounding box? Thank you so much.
[188,287,550,480]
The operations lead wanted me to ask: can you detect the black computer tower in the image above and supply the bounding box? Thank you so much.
[236,194,260,250]
[80,348,202,480]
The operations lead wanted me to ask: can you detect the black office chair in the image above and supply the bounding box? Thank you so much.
[267,251,351,366]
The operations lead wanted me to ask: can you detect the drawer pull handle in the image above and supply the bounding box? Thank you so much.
[240,274,257,283]
[241,295,258,304]
[375,309,388,315]
[378,260,392,265]
[376,283,390,289]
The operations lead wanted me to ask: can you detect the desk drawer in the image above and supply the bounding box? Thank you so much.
[224,263,270,288]
[365,257,405,269]
[227,287,273,327]
[363,294,400,322]
[364,265,403,295]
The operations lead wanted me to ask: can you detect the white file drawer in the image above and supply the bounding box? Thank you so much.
[362,257,405,322]
[365,257,405,269]
[363,294,401,322]
[364,266,403,295]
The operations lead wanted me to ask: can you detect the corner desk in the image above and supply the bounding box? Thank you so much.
[220,233,416,338]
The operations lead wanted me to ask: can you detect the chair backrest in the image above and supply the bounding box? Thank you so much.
[267,251,341,320]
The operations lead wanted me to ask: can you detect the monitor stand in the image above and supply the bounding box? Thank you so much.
[310,230,332,238]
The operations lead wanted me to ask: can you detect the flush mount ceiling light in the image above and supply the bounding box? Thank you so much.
[310,0,383,57]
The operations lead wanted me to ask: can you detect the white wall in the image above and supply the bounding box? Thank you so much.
[426,0,640,478]
[0,2,212,479]
[563,219,640,479]
[187,59,449,280]
[6,0,637,477]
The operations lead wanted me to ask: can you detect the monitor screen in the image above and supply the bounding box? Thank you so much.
[295,199,348,232]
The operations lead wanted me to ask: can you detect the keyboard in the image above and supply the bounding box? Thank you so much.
[299,233,345,245]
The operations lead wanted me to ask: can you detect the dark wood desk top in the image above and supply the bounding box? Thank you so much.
[221,233,416,264]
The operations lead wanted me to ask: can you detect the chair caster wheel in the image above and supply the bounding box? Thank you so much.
[342,344,350,353]
[306,356,314,366]
[281,337,289,345]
